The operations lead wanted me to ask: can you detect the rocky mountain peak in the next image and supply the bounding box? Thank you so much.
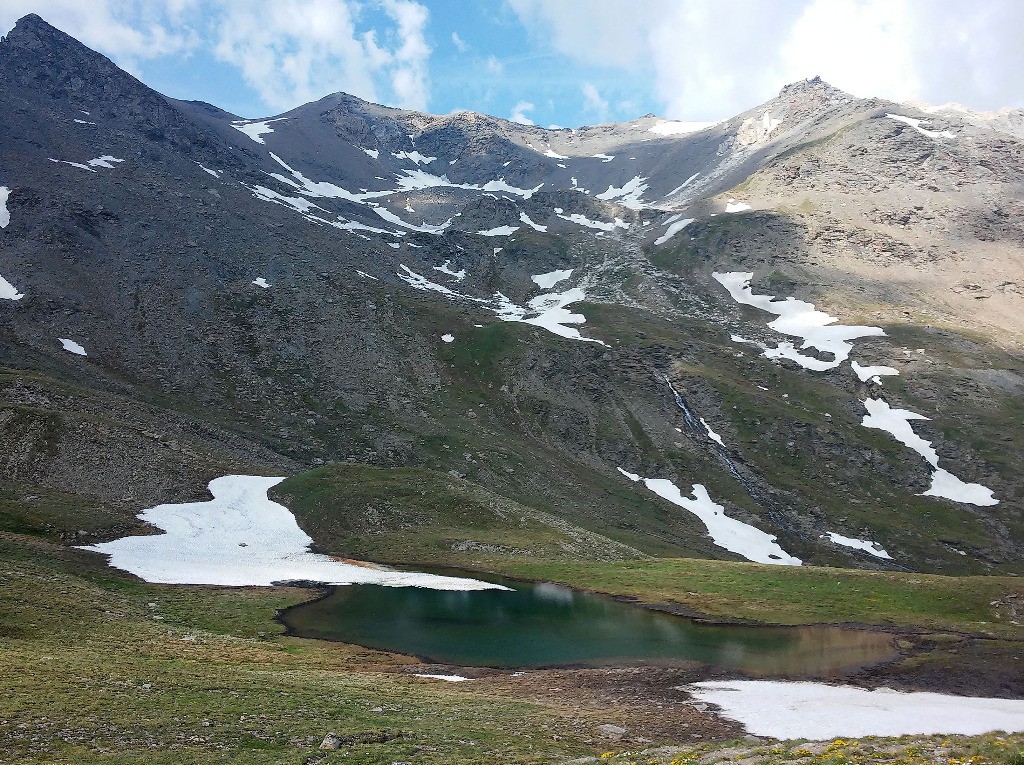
[0,12,153,109]
[777,76,850,105]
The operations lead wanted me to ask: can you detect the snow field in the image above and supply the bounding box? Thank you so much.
[80,475,507,590]
[687,680,1024,738]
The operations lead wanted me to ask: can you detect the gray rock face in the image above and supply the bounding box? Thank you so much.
[1,14,1022,574]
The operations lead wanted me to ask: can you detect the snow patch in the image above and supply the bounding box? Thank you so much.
[59,338,86,356]
[825,532,892,560]
[481,178,544,199]
[356,270,378,280]
[852,360,899,384]
[414,674,470,682]
[1,274,25,301]
[398,265,468,298]
[477,225,519,236]
[886,113,955,140]
[713,272,884,371]
[686,680,1024,738]
[433,260,466,280]
[360,147,379,159]
[556,212,628,231]
[655,217,694,245]
[441,333,454,343]
[80,475,507,590]
[595,175,649,209]
[196,163,221,179]
[531,269,573,289]
[519,211,547,232]
[375,207,452,234]
[0,186,10,228]
[252,278,270,288]
[725,199,751,213]
[861,398,998,506]
[592,153,614,162]
[543,148,568,159]
[249,185,323,215]
[392,150,437,165]
[230,117,287,144]
[49,155,125,172]
[664,172,700,198]
[504,288,607,345]
[618,472,800,565]
[700,418,725,447]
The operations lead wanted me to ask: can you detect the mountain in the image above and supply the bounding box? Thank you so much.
[1,13,1022,577]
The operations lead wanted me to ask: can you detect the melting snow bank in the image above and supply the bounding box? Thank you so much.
[713,272,884,370]
[80,475,507,590]
[0,186,10,227]
[824,532,892,560]
[861,398,998,506]
[686,681,1024,738]
[618,470,801,565]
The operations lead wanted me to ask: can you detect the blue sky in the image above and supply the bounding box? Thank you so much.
[2,1,1022,126]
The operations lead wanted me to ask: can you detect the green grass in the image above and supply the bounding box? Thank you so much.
[488,557,1024,637]
[0,533,598,764]
[272,463,644,565]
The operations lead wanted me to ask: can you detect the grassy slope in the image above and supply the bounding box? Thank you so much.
[0,533,596,765]
[273,463,1024,638]
[491,558,1024,637]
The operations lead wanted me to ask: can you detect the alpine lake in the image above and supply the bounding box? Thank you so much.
[281,572,895,674]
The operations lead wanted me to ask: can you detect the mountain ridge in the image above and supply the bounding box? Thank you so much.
[1,13,1021,578]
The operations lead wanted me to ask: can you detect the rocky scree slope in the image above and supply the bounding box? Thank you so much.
[0,14,1022,575]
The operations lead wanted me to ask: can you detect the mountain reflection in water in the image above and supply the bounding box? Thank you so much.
[282,577,893,673]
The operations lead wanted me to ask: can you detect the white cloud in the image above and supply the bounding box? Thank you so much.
[581,82,609,121]
[2,0,433,115]
[507,0,1024,117]
[450,30,468,52]
[0,0,196,67]
[383,0,431,111]
[510,100,535,125]
[486,54,503,75]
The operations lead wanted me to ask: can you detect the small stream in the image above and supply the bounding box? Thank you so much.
[281,575,894,674]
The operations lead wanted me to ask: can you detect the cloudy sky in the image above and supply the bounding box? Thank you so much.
[2,0,1021,126]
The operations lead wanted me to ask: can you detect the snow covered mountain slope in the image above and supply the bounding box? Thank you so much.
[1,14,1022,575]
